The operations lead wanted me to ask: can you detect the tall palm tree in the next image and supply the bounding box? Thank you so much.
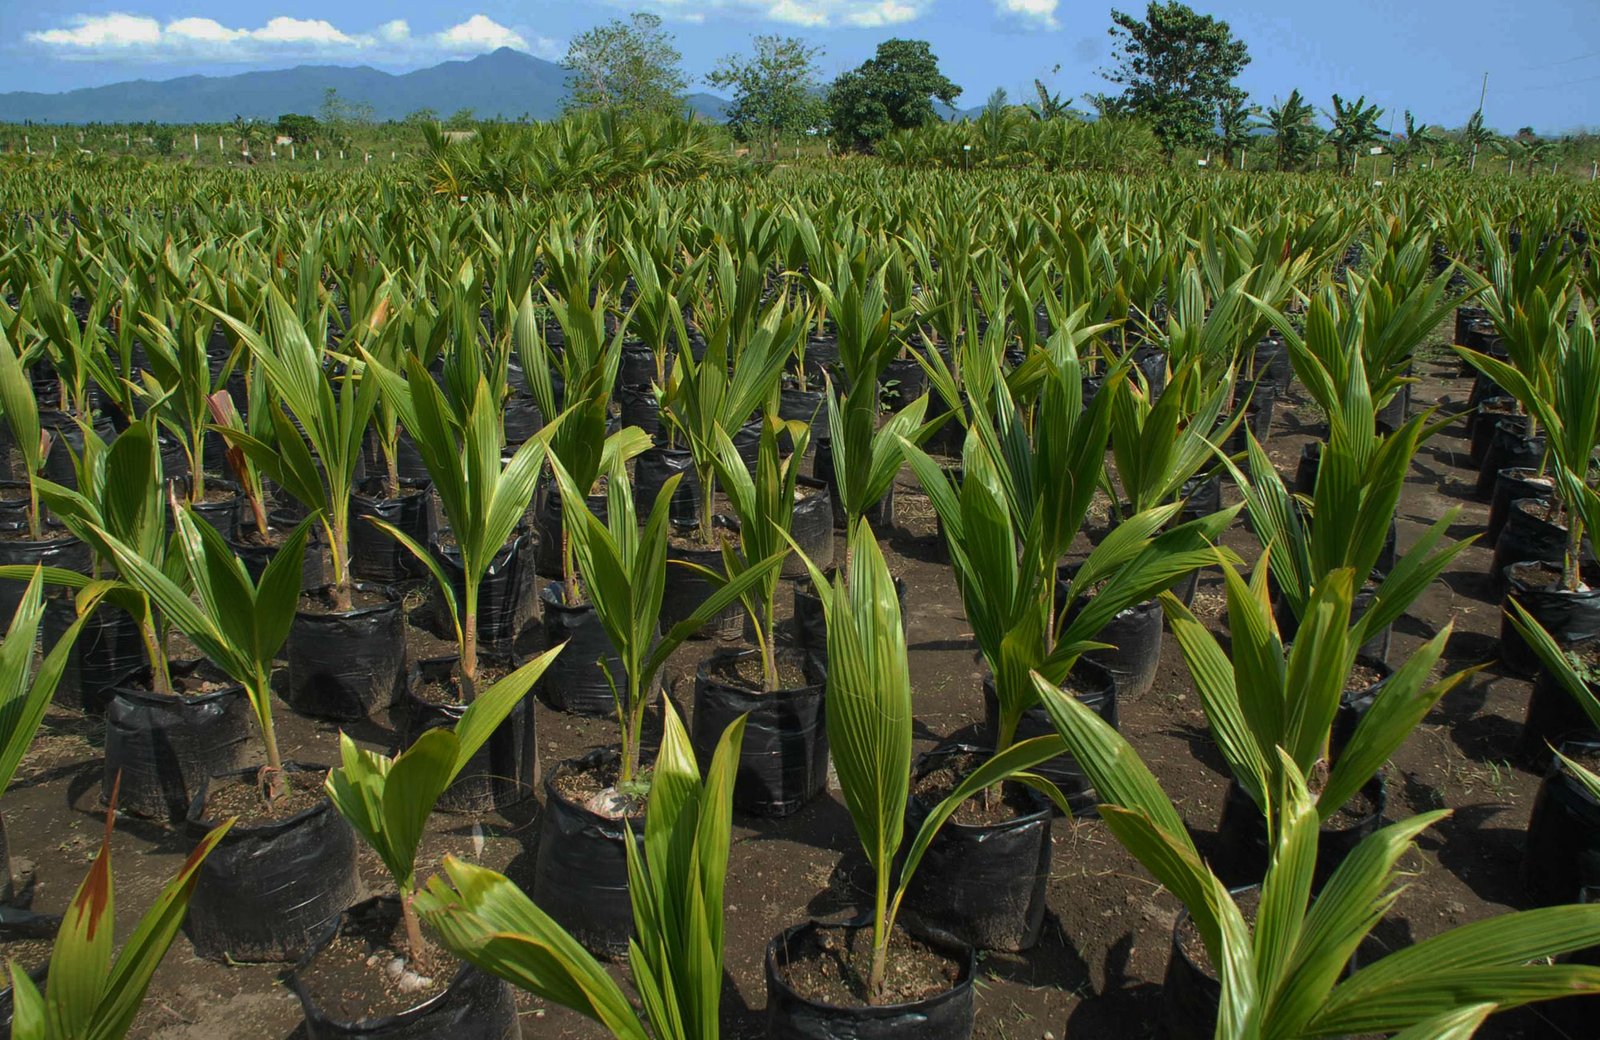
[1325,94,1385,174]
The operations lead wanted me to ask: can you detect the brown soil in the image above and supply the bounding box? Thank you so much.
[189,484,238,505]
[776,923,964,1007]
[298,910,456,1023]
[1324,783,1383,829]
[297,586,392,615]
[550,756,647,819]
[410,662,510,708]
[235,526,289,548]
[1346,661,1385,692]
[668,526,733,553]
[0,526,64,544]
[0,936,57,971]
[913,750,1039,826]
[708,653,812,693]
[1176,885,1261,977]
[202,769,327,825]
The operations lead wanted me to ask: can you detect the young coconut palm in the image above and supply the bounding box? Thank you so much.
[548,457,783,786]
[323,642,565,967]
[1456,305,1600,592]
[414,704,746,1040]
[787,520,1071,1002]
[90,505,313,792]
[1162,556,1476,840]
[0,323,51,540]
[18,417,176,694]
[1034,671,1600,1038]
[8,795,233,1040]
[667,256,802,541]
[1226,331,1471,640]
[358,348,553,702]
[210,283,393,611]
[701,414,811,691]
[903,336,1235,760]
[0,569,106,818]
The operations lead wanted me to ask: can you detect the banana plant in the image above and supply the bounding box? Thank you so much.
[89,504,312,791]
[1162,556,1476,838]
[0,323,50,540]
[549,456,784,786]
[1456,306,1600,591]
[359,348,551,702]
[788,519,1071,1002]
[324,642,565,965]
[8,793,233,1040]
[210,283,392,611]
[701,414,810,691]
[415,702,745,1040]
[1035,671,1600,1038]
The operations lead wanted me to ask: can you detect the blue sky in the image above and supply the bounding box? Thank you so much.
[1,1,1597,132]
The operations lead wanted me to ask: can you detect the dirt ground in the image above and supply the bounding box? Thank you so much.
[4,336,1575,1039]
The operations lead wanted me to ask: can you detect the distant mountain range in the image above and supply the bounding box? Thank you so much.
[0,48,730,124]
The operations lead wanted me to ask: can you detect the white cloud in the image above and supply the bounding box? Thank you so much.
[251,17,358,46]
[31,13,162,49]
[630,0,932,29]
[434,15,527,52]
[993,0,1059,29]
[27,12,556,61]
[841,0,922,27]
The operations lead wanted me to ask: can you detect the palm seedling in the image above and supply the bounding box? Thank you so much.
[210,283,391,612]
[323,642,564,968]
[785,520,1070,1003]
[0,323,53,542]
[13,417,176,695]
[0,568,107,892]
[1108,355,1239,521]
[137,287,231,503]
[701,414,811,691]
[1465,217,1578,448]
[549,456,783,787]
[414,703,744,1040]
[666,268,801,542]
[903,332,1235,762]
[8,795,233,1040]
[1162,556,1475,851]
[359,347,551,702]
[1227,334,1472,643]
[1457,305,1599,592]
[511,287,651,605]
[1035,671,1600,1038]
[811,268,933,557]
[90,504,313,791]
